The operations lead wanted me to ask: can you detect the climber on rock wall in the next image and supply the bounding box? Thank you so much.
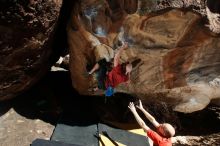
[128,100,175,146]
[88,42,132,96]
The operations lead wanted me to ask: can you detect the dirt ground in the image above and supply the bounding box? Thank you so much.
[0,108,54,146]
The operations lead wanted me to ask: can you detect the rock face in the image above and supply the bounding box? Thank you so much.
[206,0,220,33]
[68,0,220,113]
[0,0,62,100]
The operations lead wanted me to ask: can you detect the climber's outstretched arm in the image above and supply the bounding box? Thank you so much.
[128,102,150,132]
[136,100,160,128]
[114,43,128,67]
[88,63,100,75]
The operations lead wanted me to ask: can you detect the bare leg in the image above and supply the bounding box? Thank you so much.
[89,63,100,74]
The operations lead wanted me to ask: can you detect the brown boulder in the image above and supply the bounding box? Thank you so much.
[0,0,62,100]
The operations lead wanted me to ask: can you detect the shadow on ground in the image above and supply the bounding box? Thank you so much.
[0,71,220,136]
[0,71,76,125]
[0,71,136,127]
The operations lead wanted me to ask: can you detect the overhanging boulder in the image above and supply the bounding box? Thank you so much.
[68,1,220,113]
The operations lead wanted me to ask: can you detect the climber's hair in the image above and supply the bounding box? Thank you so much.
[122,62,132,73]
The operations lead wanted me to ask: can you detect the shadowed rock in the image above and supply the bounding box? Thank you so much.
[0,0,62,100]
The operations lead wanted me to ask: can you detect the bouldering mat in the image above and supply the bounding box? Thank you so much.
[31,139,83,146]
[51,123,98,146]
[97,123,150,146]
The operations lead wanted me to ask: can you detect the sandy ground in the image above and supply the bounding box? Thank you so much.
[0,108,54,146]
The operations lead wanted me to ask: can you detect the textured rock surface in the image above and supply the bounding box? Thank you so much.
[68,0,220,113]
[119,10,220,113]
[155,0,220,34]
[0,0,62,100]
